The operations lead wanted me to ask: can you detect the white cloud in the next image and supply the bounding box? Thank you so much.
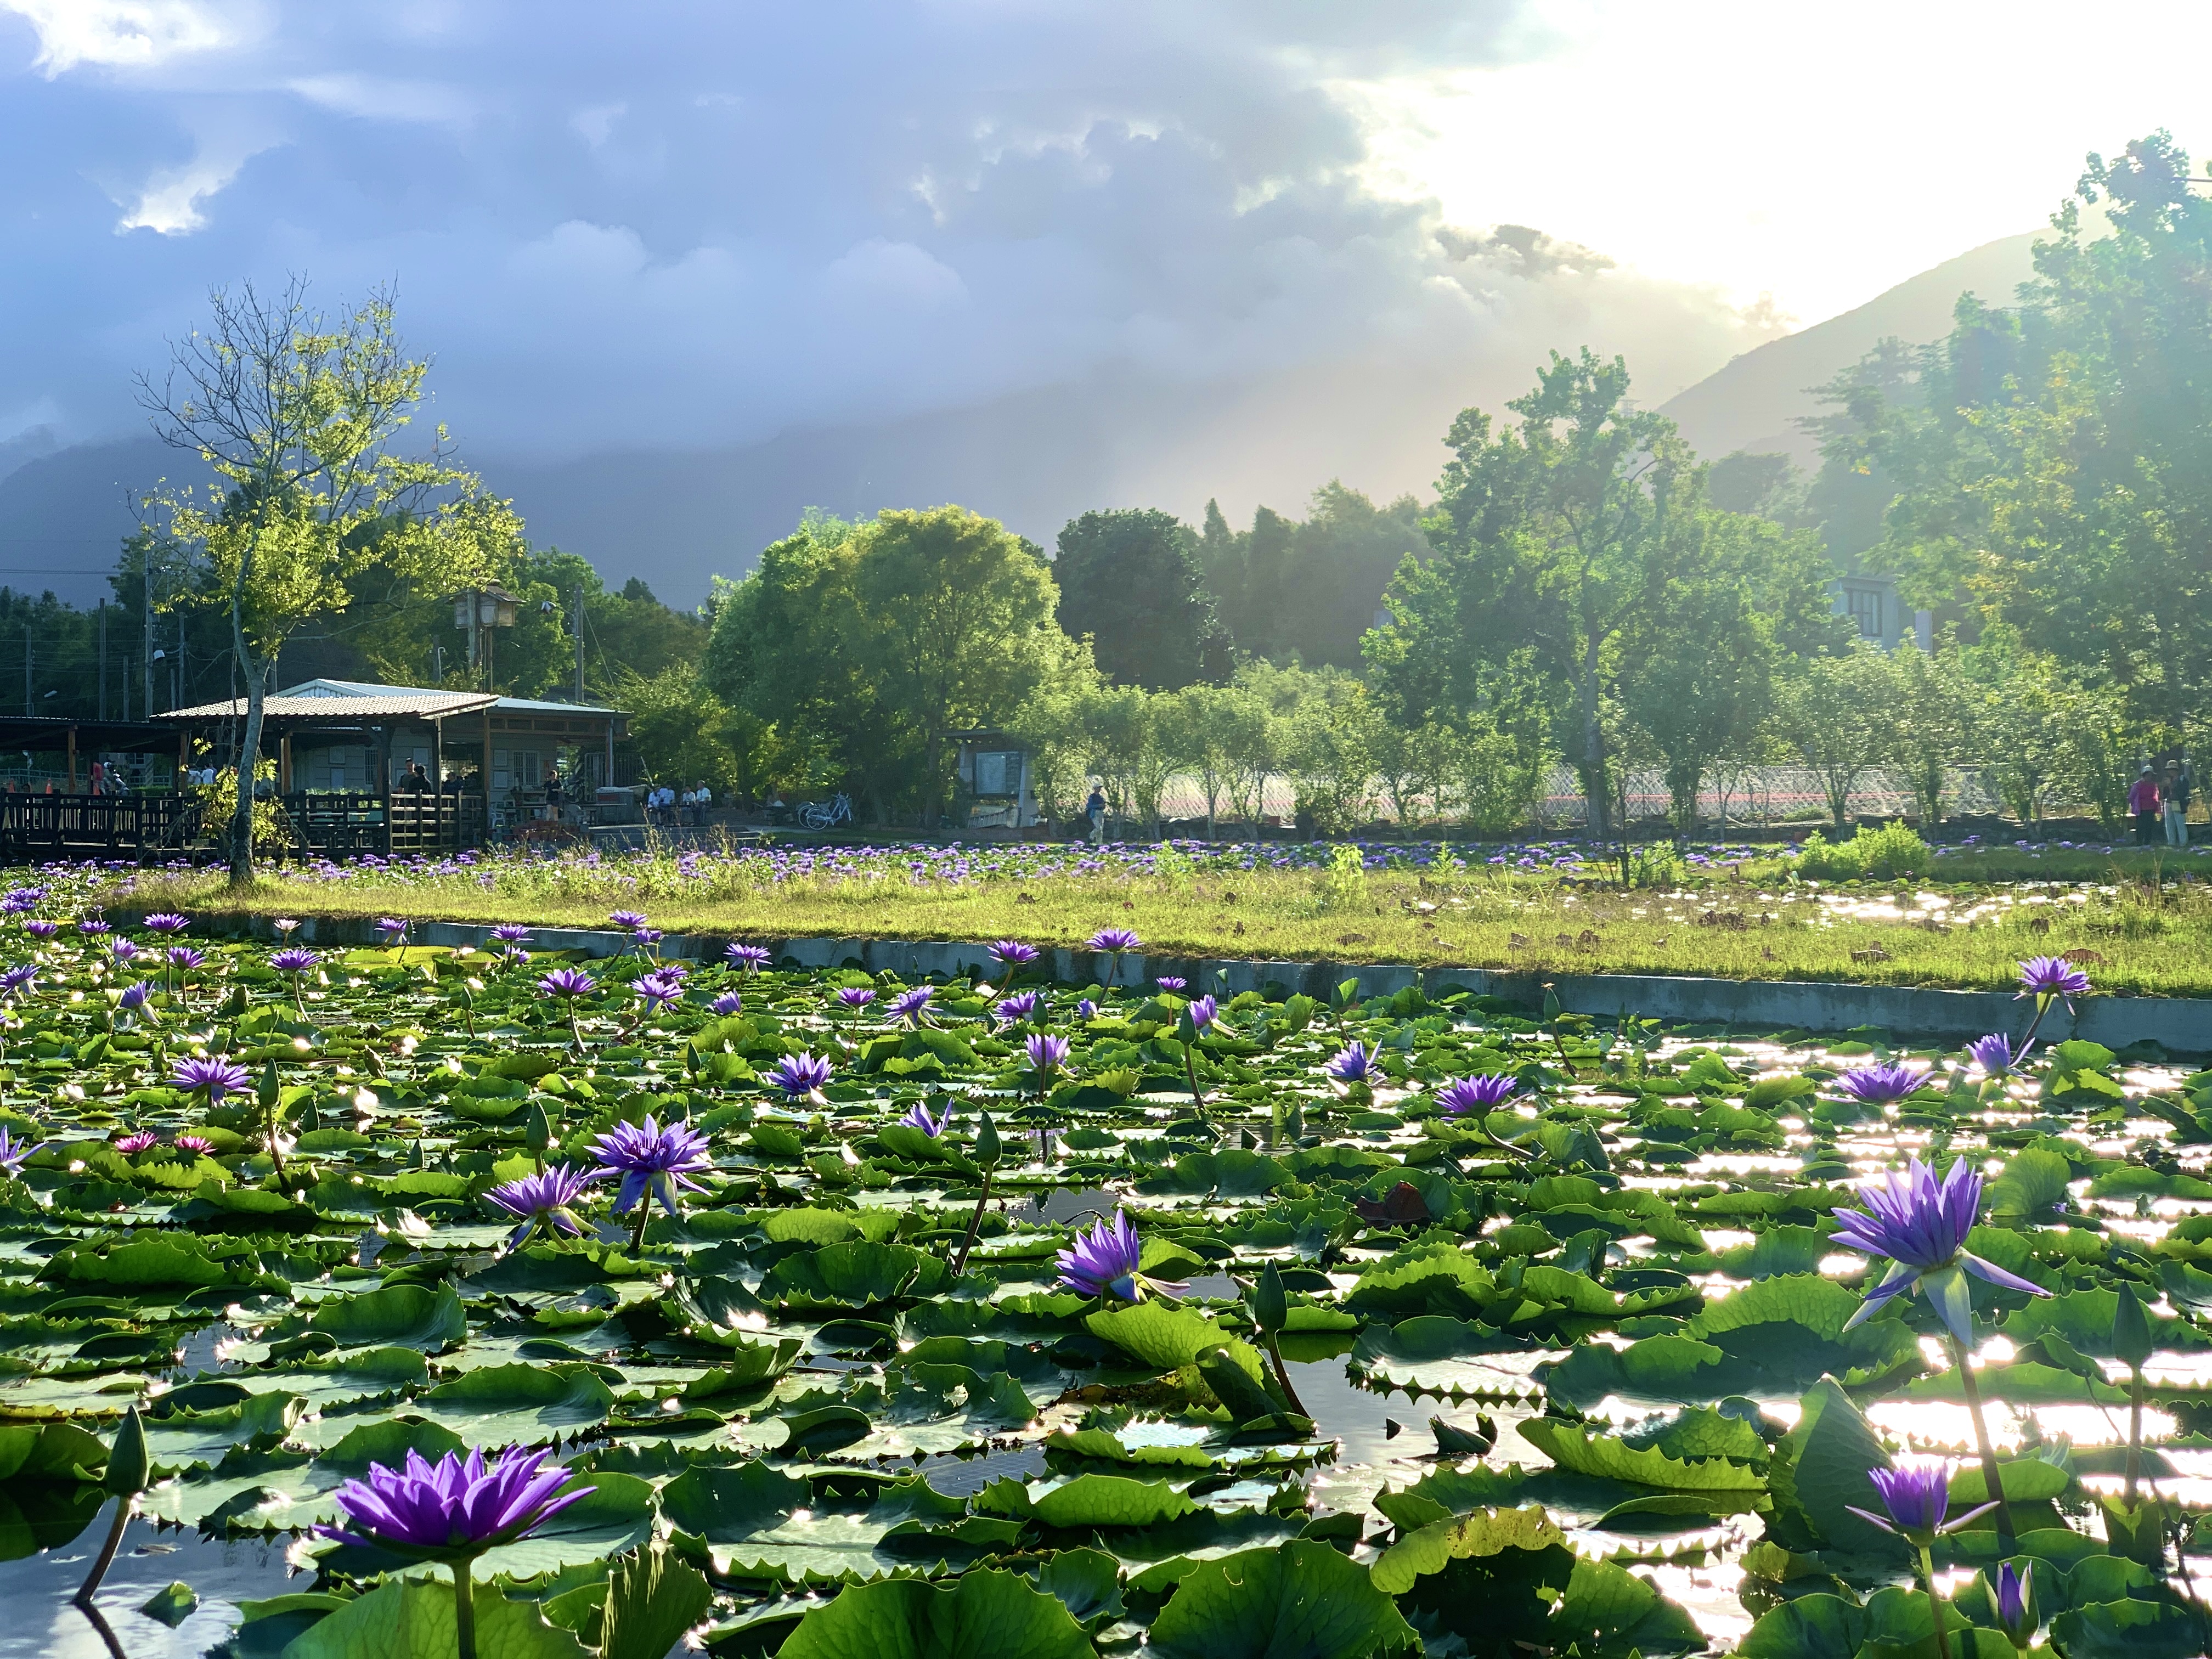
[823,239,966,309]
[2,0,241,75]
[570,100,625,148]
[287,73,473,125]
[114,128,272,233]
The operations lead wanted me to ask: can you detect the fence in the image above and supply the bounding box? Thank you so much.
[278,792,464,859]
[1131,766,2037,834]
[0,794,202,863]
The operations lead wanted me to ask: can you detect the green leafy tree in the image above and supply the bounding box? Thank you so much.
[1053,509,1232,689]
[1886,645,1972,830]
[136,279,517,883]
[618,661,755,797]
[1776,647,1899,828]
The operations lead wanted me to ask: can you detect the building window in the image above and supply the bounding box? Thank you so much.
[1847,586,1882,639]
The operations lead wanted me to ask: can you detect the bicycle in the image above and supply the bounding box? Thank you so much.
[799,792,853,831]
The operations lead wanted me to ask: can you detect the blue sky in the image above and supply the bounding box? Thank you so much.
[2,2,2208,601]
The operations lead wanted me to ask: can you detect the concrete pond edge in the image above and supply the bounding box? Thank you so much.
[159,911,2211,1056]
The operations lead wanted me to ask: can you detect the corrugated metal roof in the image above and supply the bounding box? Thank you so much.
[157,678,625,722]
[157,690,496,722]
[284,680,623,716]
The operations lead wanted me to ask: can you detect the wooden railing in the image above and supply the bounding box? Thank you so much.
[279,791,464,859]
[0,793,203,864]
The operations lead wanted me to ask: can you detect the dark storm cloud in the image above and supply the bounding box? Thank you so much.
[0,2,1781,599]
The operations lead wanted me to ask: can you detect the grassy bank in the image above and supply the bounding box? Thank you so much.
[116,848,2212,997]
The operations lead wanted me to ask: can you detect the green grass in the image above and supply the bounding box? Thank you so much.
[124,851,2212,997]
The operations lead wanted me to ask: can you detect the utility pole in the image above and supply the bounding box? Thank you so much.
[176,614,185,709]
[21,623,28,717]
[574,588,585,702]
[97,601,106,721]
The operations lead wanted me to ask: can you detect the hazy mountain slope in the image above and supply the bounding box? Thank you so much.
[1658,232,2043,465]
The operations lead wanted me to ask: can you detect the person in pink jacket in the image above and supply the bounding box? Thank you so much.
[2129,765,2163,845]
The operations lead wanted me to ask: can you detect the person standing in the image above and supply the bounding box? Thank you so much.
[2130,764,2164,845]
[1085,784,1107,847]
[2162,757,2194,847]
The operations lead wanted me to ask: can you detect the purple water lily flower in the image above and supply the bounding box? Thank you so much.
[315,1446,590,1564]
[111,1130,156,1155]
[725,943,772,973]
[835,986,877,1012]
[110,939,139,964]
[1057,1209,1184,1301]
[709,990,744,1016]
[489,924,533,946]
[1086,927,1141,953]
[167,945,205,970]
[22,920,56,940]
[0,1125,33,1176]
[376,917,409,944]
[899,1101,951,1137]
[1186,994,1218,1032]
[995,991,1040,1025]
[991,940,1041,972]
[170,1056,252,1104]
[117,980,154,1013]
[1076,998,1099,1019]
[270,947,319,975]
[78,919,110,938]
[1156,975,1187,992]
[1844,1461,1995,1544]
[142,913,189,935]
[1025,1032,1070,1078]
[608,910,648,930]
[1831,1156,2050,1342]
[2017,955,2089,1006]
[173,1133,217,1155]
[1325,1041,1379,1085]
[1838,1062,1925,1104]
[633,969,685,1015]
[888,985,934,1025]
[1966,1033,2028,1075]
[538,967,596,998]
[1993,1561,2036,1646]
[0,963,38,1000]
[484,1164,605,1249]
[770,1051,833,1102]
[590,1114,712,1216]
[1437,1074,1521,1114]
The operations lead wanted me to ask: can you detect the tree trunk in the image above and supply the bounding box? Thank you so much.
[1579,636,1607,842]
[230,652,266,888]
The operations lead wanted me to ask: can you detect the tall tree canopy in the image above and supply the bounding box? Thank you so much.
[1374,349,1833,834]
[1198,485,1426,668]
[1818,130,2212,731]
[708,505,1070,825]
[137,279,517,883]
[1052,509,1232,689]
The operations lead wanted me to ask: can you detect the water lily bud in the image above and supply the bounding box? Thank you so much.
[2113,1282,2154,1369]
[1542,983,1562,1020]
[1252,1262,1287,1335]
[974,1112,1002,1168]
[256,1060,279,1111]
[526,1102,554,1155]
[104,1406,149,1498]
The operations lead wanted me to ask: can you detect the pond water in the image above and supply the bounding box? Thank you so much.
[0,906,2204,1656]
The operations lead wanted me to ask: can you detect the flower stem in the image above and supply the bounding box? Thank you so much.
[629,1200,651,1258]
[1916,1541,1953,1659]
[1950,1333,2015,1547]
[1182,1040,1206,1114]
[453,1555,477,1659]
[71,1493,133,1608]
[2126,1362,2145,1507]
[952,1167,993,1274]
[1263,1333,1309,1417]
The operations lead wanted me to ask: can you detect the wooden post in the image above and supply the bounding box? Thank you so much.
[278,732,292,794]
[374,724,392,855]
[65,727,76,793]
[176,729,188,786]
[481,707,494,847]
